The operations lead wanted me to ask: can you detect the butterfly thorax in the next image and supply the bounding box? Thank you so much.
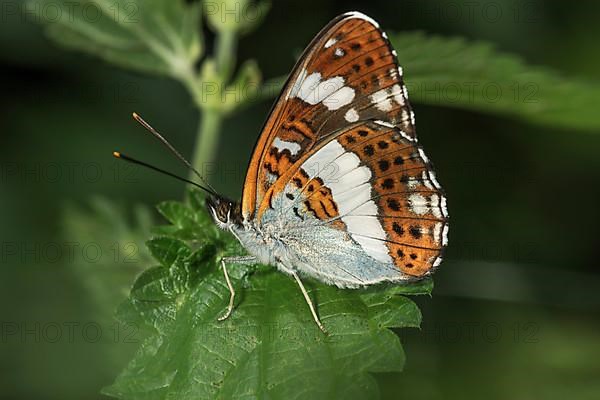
[207,195,281,265]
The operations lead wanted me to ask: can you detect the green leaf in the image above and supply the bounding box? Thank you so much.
[156,201,194,227]
[222,59,263,114]
[105,191,431,399]
[31,0,202,79]
[61,197,154,318]
[146,237,191,268]
[61,198,155,372]
[391,32,600,131]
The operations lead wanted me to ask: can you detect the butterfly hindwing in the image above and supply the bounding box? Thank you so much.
[241,12,416,220]
[262,121,447,278]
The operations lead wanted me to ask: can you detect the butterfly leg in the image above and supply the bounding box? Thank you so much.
[218,256,256,322]
[291,271,328,334]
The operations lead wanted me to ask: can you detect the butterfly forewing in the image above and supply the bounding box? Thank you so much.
[241,12,448,279]
[242,12,416,220]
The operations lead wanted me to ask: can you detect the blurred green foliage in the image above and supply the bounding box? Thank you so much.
[61,198,154,320]
[37,0,203,77]
[30,0,267,173]
[392,32,600,130]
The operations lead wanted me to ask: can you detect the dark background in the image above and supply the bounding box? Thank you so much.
[1,0,599,399]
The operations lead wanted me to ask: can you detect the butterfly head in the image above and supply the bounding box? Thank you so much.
[207,195,242,230]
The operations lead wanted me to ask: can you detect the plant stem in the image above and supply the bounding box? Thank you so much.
[216,29,237,81]
[191,109,222,181]
[189,29,238,185]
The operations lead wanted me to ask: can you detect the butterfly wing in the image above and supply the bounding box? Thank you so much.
[263,120,448,281]
[242,12,415,219]
[241,12,448,281]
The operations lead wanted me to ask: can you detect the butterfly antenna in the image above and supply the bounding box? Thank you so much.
[112,151,217,196]
[131,112,218,194]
